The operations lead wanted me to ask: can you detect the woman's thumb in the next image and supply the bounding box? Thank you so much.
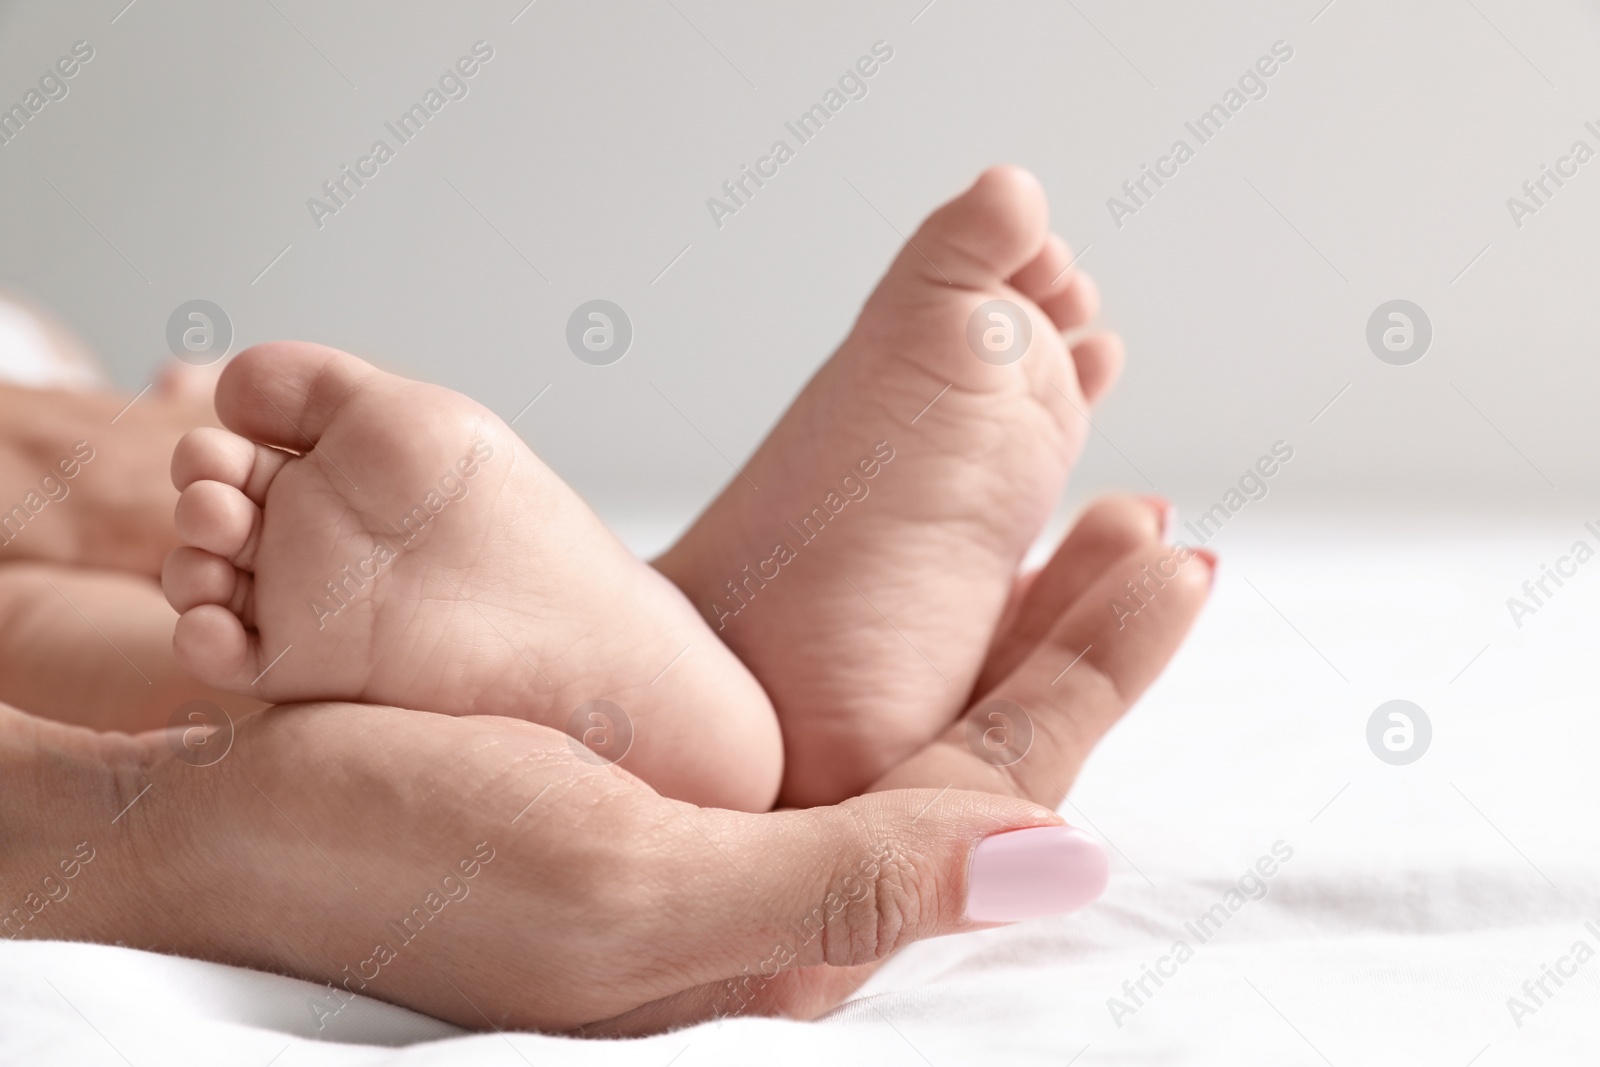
[649,789,1109,1007]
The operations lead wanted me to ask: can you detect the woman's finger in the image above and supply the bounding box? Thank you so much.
[977,494,1169,696]
[878,540,1213,807]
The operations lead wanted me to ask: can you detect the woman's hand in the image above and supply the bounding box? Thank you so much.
[2,698,1051,1032]
[3,500,1207,1035]
[0,368,240,730]
[0,376,216,576]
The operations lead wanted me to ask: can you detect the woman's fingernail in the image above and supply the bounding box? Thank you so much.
[1138,496,1173,542]
[966,826,1110,922]
[1193,547,1218,580]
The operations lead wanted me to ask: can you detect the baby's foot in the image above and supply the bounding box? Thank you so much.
[162,342,781,810]
[657,167,1118,806]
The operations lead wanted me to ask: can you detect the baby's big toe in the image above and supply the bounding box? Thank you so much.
[895,164,1051,290]
[214,341,377,453]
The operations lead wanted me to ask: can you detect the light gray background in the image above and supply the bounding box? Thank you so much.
[2,0,1597,538]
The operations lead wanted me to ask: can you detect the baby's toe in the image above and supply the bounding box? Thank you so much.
[1070,331,1124,406]
[1009,234,1101,333]
[171,427,289,503]
[163,546,249,615]
[173,604,255,689]
[174,480,261,567]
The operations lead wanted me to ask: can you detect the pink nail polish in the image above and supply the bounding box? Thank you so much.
[965,826,1109,923]
[1192,547,1218,580]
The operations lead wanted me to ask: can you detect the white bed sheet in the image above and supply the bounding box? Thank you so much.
[4,516,1598,1065]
